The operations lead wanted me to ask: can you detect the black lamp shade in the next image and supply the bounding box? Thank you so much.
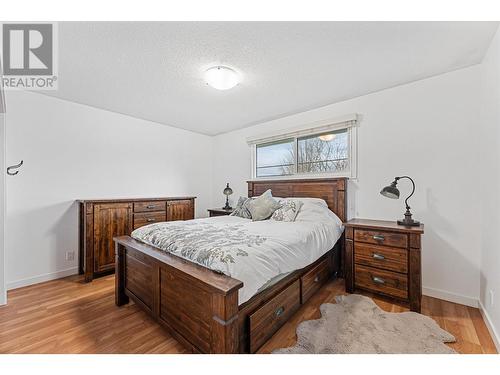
[380,182,400,199]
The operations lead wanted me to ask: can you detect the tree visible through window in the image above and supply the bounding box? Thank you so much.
[273,129,348,175]
[252,122,354,178]
[295,129,348,174]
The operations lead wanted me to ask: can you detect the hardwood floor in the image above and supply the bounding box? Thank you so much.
[0,275,496,354]
[258,279,498,354]
[0,275,186,354]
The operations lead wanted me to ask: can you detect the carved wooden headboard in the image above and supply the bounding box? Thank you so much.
[247,178,347,222]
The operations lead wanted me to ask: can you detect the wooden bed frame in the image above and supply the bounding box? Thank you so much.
[114,178,347,353]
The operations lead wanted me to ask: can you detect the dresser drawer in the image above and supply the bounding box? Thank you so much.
[249,279,300,353]
[133,212,166,229]
[354,243,408,273]
[134,201,166,213]
[355,264,408,300]
[301,257,330,303]
[354,229,408,248]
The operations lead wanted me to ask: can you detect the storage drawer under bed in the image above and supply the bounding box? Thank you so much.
[300,257,331,303]
[248,279,301,353]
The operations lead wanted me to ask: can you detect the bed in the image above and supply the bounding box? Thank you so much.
[114,178,347,353]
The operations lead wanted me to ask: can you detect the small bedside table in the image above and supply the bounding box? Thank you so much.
[344,219,424,312]
[207,208,234,217]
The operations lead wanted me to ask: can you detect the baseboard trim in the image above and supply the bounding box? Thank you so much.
[7,267,79,291]
[423,286,478,308]
[479,301,500,352]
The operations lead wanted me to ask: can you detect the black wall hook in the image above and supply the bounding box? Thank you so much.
[7,160,23,176]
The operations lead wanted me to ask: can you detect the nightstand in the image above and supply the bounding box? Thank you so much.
[207,208,234,217]
[344,219,424,312]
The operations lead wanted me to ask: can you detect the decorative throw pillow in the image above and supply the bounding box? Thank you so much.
[259,189,272,198]
[271,199,303,222]
[230,196,252,219]
[247,190,281,221]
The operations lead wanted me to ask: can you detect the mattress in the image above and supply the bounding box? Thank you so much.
[131,198,344,304]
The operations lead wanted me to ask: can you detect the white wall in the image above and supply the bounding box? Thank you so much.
[0,111,5,305]
[212,66,482,307]
[0,70,5,304]
[5,91,213,289]
[479,26,500,349]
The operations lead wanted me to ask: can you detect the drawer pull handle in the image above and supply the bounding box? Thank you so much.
[146,205,155,209]
[274,306,285,318]
[146,218,155,222]
[314,275,320,283]
[372,235,385,241]
[372,253,385,260]
[372,276,385,285]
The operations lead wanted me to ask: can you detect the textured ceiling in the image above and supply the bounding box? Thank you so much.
[41,22,498,135]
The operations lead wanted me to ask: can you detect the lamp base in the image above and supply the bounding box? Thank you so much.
[397,209,420,227]
[223,195,232,210]
[397,219,421,227]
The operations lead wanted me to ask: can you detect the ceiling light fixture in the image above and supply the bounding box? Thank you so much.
[204,66,240,90]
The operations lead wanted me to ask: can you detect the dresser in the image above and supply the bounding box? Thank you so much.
[344,219,424,312]
[79,197,195,282]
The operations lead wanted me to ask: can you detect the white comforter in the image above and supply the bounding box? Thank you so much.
[131,199,343,304]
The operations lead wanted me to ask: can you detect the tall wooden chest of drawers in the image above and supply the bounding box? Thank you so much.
[344,219,424,312]
[79,197,195,282]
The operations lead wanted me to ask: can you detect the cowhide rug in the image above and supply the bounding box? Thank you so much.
[273,294,456,354]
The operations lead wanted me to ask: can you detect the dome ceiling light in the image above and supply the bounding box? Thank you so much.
[204,66,240,90]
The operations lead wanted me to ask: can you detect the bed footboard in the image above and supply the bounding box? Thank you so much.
[114,236,243,353]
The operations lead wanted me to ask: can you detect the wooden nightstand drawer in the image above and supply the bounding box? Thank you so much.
[354,229,408,248]
[355,264,408,300]
[354,242,408,274]
[207,208,234,217]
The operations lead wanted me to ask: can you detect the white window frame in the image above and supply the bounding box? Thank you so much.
[248,114,358,180]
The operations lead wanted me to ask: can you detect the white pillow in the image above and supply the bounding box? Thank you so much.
[295,199,342,226]
[274,197,328,207]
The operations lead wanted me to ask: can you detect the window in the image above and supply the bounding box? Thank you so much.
[249,116,357,179]
[256,139,294,177]
[297,129,349,174]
